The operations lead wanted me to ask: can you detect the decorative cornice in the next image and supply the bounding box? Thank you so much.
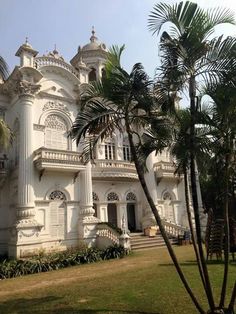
[43,100,70,115]
[33,124,45,131]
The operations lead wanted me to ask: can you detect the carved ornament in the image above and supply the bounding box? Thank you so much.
[43,101,70,115]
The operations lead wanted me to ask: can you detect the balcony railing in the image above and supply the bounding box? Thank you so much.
[154,161,180,182]
[92,159,138,181]
[34,57,80,79]
[34,147,85,173]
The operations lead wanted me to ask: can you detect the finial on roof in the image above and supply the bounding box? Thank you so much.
[53,44,58,54]
[23,36,32,48]
[90,26,98,43]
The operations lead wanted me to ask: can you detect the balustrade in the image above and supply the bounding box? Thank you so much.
[34,147,82,164]
[162,219,188,237]
[34,57,80,79]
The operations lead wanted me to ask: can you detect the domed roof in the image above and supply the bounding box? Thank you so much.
[46,45,64,61]
[81,27,107,52]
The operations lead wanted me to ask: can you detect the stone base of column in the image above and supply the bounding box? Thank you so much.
[78,205,101,247]
[8,206,43,258]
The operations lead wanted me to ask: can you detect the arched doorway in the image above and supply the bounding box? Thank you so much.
[49,190,66,238]
[107,192,119,226]
[126,192,137,232]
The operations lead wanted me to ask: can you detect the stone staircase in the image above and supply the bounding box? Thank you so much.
[130,232,178,251]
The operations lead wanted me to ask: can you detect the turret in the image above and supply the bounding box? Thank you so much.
[15,38,38,67]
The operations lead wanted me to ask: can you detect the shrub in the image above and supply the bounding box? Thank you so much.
[0,245,128,280]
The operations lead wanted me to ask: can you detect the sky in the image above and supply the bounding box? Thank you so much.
[0,0,236,79]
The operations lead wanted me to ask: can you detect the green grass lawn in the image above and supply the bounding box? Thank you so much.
[0,246,235,314]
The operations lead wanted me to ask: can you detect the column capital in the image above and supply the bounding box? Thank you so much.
[16,80,41,99]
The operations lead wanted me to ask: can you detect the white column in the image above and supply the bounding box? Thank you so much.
[79,162,95,219]
[17,94,35,221]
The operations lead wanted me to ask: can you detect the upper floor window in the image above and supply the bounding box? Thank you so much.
[45,114,68,150]
[89,68,97,82]
[123,137,131,161]
[104,139,115,160]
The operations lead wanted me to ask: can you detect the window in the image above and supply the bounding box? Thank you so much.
[49,190,66,238]
[107,192,119,201]
[45,114,68,150]
[105,142,115,160]
[123,137,131,161]
[89,68,97,82]
[123,145,131,161]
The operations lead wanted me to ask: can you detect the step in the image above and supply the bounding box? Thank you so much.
[130,233,178,251]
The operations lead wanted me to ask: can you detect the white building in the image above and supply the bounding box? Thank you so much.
[0,30,188,258]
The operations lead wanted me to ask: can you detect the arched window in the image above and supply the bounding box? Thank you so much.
[89,68,97,82]
[126,192,136,202]
[123,137,131,161]
[45,114,68,150]
[49,190,66,201]
[107,192,119,201]
[93,192,99,201]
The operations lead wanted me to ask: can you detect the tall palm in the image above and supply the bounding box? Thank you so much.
[71,47,205,313]
[203,79,236,310]
[149,2,236,312]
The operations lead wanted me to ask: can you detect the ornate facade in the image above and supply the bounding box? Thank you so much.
[0,30,189,258]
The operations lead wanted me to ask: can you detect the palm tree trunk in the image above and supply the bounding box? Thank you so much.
[125,118,205,314]
[183,166,206,288]
[189,77,215,312]
[219,137,230,308]
[228,282,236,313]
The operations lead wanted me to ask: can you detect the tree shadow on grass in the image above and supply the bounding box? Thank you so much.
[0,297,161,314]
[158,259,236,267]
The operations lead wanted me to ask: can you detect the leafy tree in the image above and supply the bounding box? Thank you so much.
[70,46,205,313]
[149,2,236,312]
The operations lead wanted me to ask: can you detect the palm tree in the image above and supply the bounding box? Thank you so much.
[70,47,205,313]
[203,79,236,310]
[149,2,236,312]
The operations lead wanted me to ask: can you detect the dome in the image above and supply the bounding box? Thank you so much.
[47,46,64,61]
[81,27,107,52]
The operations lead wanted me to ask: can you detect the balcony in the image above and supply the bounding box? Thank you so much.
[34,147,86,173]
[0,156,8,187]
[92,159,138,181]
[154,161,181,183]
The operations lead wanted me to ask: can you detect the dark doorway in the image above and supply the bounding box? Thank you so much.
[127,203,136,232]
[108,203,117,226]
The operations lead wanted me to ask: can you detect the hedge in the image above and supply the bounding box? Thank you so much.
[0,245,128,280]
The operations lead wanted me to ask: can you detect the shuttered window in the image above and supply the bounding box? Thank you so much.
[49,190,66,239]
[45,114,68,150]
[50,201,65,238]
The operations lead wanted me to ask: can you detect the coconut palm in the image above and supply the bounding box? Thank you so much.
[71,46,205,313]
[149,2,236,312]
